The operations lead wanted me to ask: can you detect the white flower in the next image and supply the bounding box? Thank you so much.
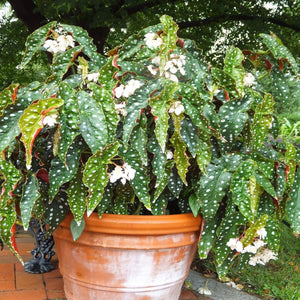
[151,56,160,66]
[115,84,125,98]
[256,228,267,240]
[109,163,136,185]
[242,244,257,254]
[226,238,244,252]
[87,72,100,83]
[197,281,211,295]
[147,65,158,75]
[115,102,127,116]
[163,54,186,78]
[165,150,173,160]
[144,32,163,49]
[43,112,58,127]
[123,163,136,181]
[169,101,184,115]
[43,34,75,54]
[248,248,278,266]
[244,73,256,87]
[115,79,143,98]
[165,71,178,83]
[253,239,266,250]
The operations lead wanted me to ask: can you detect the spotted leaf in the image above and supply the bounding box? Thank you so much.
[78,90,108,153]
[83,142,119,216]
[67,167,88,225]
[121,146,151,210]
[168,168,183,198]
[265,218,281,252]
[260,33,298,74]
[251,93,274,151]
[0,206,23,263]
[49,136,83,199]
[286,170,300,234]
[19,97,64,169]
[198,218,218,259]
[21,21,57,67]
[0,84,19,116]
[20,174,40,231]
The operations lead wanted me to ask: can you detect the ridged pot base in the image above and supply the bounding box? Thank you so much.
[53,213,201,300]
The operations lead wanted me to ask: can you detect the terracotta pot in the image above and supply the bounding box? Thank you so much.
[53,213,202,300]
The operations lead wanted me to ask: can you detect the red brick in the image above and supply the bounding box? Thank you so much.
[0,289,47,300]
[16,271,45,290]
[45,277,64,292]
[0,280,15,291]
[47,290,66,299]
[0,263,14,275]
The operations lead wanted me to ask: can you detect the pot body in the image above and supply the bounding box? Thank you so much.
[53,213,201,300]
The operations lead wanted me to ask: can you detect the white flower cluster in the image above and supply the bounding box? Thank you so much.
[248,248,278,266]
[147,54,186,83]
[243,72,256,87]
[226,227,277,266]
[114,102,127,117]
[168,101,184,115]
[109,163,136,185]
[42,112,58,127]
[86,72,100,83]
[43,35,75,54]
[115,79,143,98]
[144,32,163,49]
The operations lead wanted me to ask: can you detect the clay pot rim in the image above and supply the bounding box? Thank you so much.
[59,212,202,235]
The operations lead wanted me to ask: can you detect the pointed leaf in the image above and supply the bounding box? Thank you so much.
[70,218,85,241]
[0,84,19,116]
[78,90,108,153]
[168,167,183,198]
[21,175,40,230]
[83,142,119,216]
[19,97,64,169]
[198,218,218,259]
[97,182,114,217]
[265,218,281,252]
[0,206,23,263]
[21,22,56,67]
[254,171,276,198]
[121,146,151,210]
[286,170,300,234]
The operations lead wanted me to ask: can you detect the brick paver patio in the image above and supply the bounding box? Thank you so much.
[0,231,209,300]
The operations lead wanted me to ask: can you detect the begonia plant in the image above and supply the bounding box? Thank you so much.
[0,15,299,277]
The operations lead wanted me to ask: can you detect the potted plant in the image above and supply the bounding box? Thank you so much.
[0,14,299,299]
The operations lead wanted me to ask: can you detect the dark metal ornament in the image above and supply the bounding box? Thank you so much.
[24,220,55,274]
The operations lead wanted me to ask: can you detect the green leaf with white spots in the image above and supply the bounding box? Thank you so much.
[130,118,148,166]
[90,84,118,143]
[240,214,268,246]
[52,46,83,80]
[123,79,162,144]
[198,218,218,259]
[20,174,40,231]
[224,46,244,96]
[21,21,56,67]
[196,131,212,175]
[67,167,87,224]
[0,83,45,152]
[57,82,80,162]
[260,33,298,74]
[121,146,151,210]
[286,170,300,234]
[60,24,97,58]
[113,183,134,215]
[151,188,170,215]
[265,218,281,252]
[150,81,178,152]
[275,163,286,198]
[97,182,114,217]
[231,160,257,221]
[211,68,239,99]
[159,15,178,72]
[180,117,199,157]
[168,167,183,198]
[83,142,119,216]
[44,190,70,234]
[170,131,189,185]
[78,90,108,153]
[197,164,232,221]
[0,158,22,207]
[254,171,276,198]
[70,218,85,241]
[0,84,19,116]
[284,142,297,190]
[188,193,200,217]
[0,206,23,263]
[251,93,274,151]
[19,97,64,169]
